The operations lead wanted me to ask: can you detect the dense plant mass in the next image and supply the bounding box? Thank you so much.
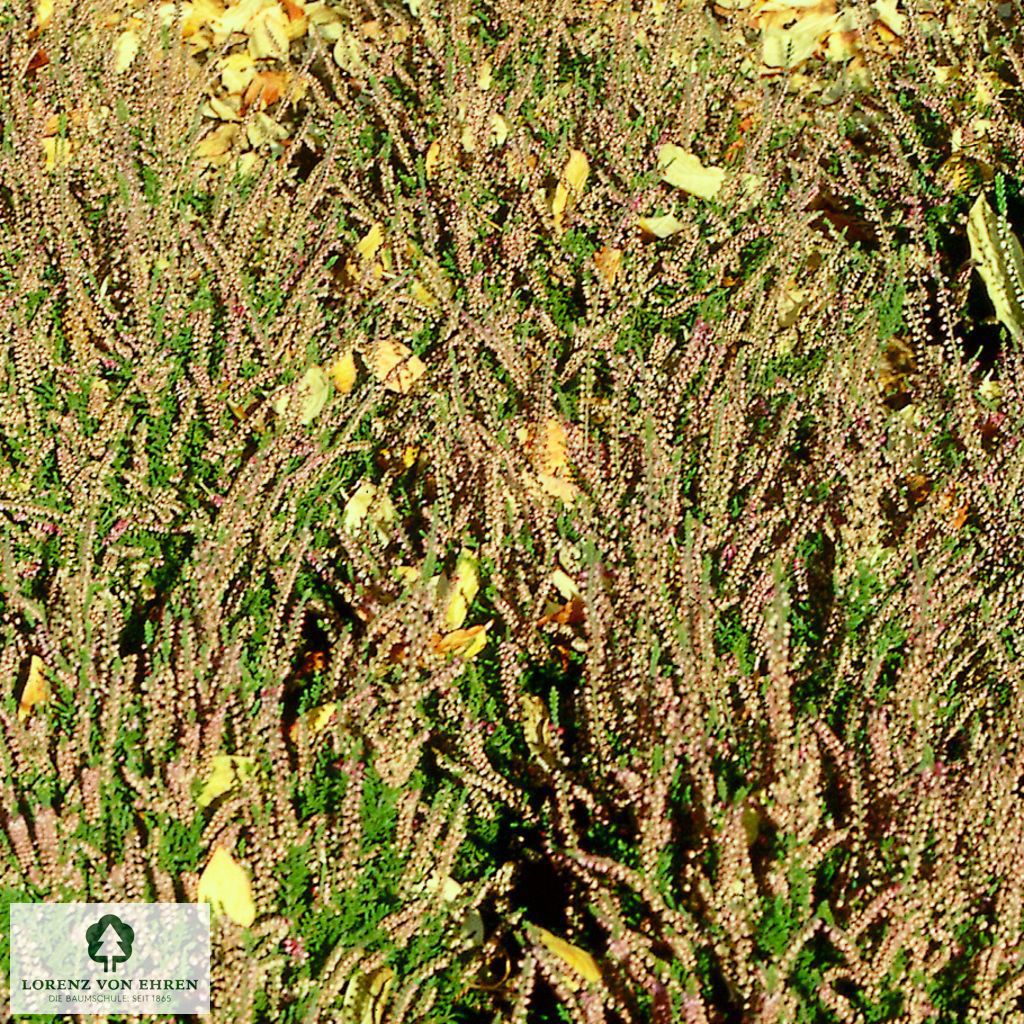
[3,0,1024,1020]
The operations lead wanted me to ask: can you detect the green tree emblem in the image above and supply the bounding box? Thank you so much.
[86,915,135,973]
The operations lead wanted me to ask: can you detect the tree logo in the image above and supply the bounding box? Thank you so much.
[86,915,135,973]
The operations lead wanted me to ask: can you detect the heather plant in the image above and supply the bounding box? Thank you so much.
[3,0,1024,1021]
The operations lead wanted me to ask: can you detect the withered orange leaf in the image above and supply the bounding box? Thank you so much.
[537,595,585,628]
[242,70,287,113]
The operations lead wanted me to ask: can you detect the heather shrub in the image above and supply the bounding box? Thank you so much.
[3,0,1024,1021]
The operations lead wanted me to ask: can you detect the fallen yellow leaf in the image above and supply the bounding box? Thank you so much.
[298,365,329,423]
[202,95,242,121]
[198,847,257,927]
[425,140,443,178]
[368,339,426,394]
[637,212,686,238]
[967,194,1024,345]
[195,123,238,160]
[113,30,140,73]
[356,223,386,263]
[41,135,72,173]
[221,52,257,93]
[179,0,225,38]
[444,549,480,629]
[657,144,725,199]
[333,30,365,74]
[272,365,330,424]
[329,351,358,394]
[761,8,838,69]
[490,113,510,147]
[196,755,255,808]
[211,0,271,36]
[593,246,622,286]
[538,473,578,502]
[517,418,570,473]
[246,111,288,149]
[552,149,589,233]
[306,0,343,41]
[343,479,395,540]
[533,925,601,985]
[521,694,558,768]
[873,0,905,37]
[342,965,394,1024]
[17,655,49,722]
[288,702,337,741]
[551,568,580,601]
[248,3,289,59]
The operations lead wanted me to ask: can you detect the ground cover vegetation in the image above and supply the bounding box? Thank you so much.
[3,0,1024,1020]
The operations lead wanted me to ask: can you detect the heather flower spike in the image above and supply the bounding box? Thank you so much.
[7,1,1024,1019]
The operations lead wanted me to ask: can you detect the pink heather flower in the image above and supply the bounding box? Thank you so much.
[282,937,308,963]
[109,519,131,542]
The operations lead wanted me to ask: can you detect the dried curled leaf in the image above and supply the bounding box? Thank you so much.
[537,595,585,628]
[520,694,559,768]
[432,623,488,660]
[967,194,1024,344]
[198,848,257,927]
[242,70,288,112]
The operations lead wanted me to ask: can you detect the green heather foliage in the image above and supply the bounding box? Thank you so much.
[3,0,1024,1020]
